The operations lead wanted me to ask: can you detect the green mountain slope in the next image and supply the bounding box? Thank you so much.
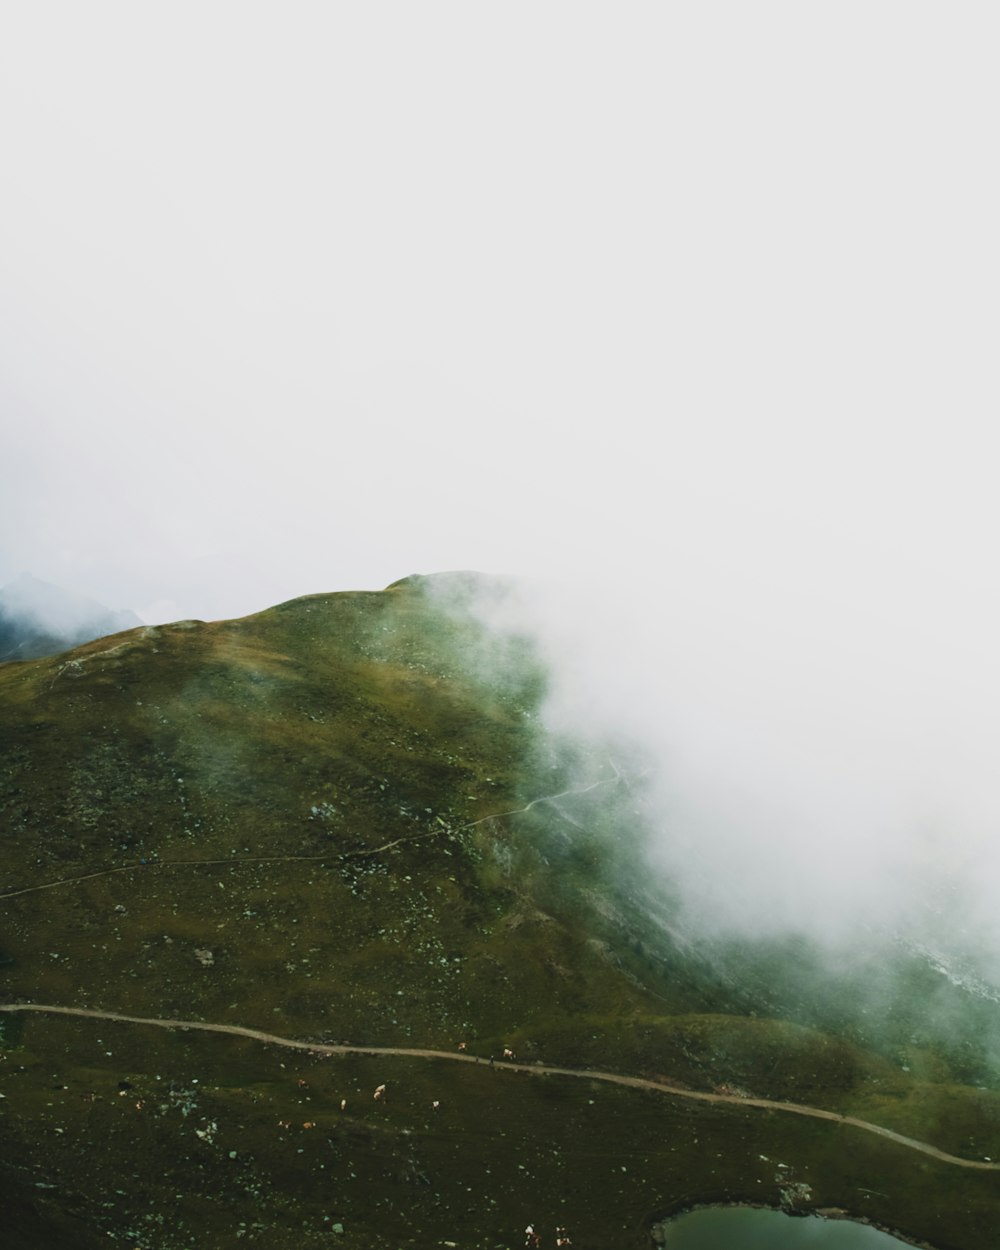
[2,575,999,1250]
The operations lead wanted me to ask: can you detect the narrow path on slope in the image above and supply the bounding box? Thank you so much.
[1,1002,996,1173]
[0,776,619,902]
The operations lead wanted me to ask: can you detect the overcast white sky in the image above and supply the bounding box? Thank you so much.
[2,3,995,625]
[3,5,1000,944]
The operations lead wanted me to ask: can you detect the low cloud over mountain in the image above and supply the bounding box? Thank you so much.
[0,573,141,662]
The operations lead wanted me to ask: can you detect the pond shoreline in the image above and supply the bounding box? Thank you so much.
[649,1201,940,1250]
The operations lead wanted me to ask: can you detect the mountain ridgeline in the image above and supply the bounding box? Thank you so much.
[1,574,999,1250]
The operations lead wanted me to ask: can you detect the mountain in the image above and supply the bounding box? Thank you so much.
[0,573,142,662]
[1,573,998,1250]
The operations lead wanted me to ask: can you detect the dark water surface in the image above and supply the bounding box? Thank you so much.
[659,1208,913,1248]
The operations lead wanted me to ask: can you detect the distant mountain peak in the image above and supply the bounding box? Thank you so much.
[0,574,141,662]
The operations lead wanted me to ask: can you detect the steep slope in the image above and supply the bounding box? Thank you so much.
[2,574,999,1250]
[0,574,691,1041]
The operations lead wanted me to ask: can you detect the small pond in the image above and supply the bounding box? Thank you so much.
[656,1207,914,1248]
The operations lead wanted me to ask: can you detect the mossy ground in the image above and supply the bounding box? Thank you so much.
[3,1012,998,1250]
[2,576,999,1248]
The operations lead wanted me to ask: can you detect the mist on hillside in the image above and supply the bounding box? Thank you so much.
[0,573,141,661]
[431,559,1000,1004]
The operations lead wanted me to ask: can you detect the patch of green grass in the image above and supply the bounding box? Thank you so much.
[2,1013,998,1250]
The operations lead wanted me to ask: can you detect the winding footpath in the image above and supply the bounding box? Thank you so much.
[0,778,619,903]
[1,1002,997,1173]
[4,775,999,1175]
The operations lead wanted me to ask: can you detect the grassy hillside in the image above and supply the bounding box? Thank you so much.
[2,574,999,1249]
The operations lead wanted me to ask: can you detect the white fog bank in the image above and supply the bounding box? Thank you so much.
[460,545,1000,968]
